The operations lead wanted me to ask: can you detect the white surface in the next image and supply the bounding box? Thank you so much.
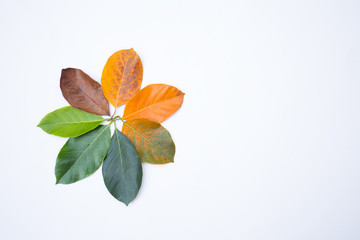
[1,0,359,239]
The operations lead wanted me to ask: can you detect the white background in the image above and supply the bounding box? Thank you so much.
[1,0,359,239]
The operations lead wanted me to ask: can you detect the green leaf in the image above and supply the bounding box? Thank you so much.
[38,106,106,137]
[122,118,175,164]
[102,128,142,206]
[55,124,111,184]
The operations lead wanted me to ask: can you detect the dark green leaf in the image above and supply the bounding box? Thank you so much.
[102,128,142,205]
[56,124,111,184]
[38,106,106,137]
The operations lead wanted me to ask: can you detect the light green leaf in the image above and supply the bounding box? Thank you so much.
[102,128,142,205]
[38,106,107,137]
[55,124,111,184]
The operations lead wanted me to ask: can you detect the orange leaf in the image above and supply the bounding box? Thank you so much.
[101,49,143,107]
[123,84,185,123]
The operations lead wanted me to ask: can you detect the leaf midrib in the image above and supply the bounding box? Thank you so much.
[77,85,108,114]
[124,94,182,120]
[115,129,126,185]
[115,53,132,106]
[58,124,110,183]
[39,119,104,127]
[126,122,164,154]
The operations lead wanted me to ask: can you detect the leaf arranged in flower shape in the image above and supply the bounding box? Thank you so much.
[55,125,111,184]
[60,68,110,116]
[37,106,106,137]
[102,128,142,205]
[101,49,143,107]
[123,84,185,123]
[122,118,175,164]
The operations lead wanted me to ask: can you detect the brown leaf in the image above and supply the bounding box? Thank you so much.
[123,84,185,123]
[101,49,143,107]
[60,68,110,116]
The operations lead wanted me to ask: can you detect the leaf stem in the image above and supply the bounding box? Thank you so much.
[113,119,117,130]
[111,108,117,119]
[116,116,124,122]
[117,116,164,153]
[109,116,140,139]
[114,116,136,133]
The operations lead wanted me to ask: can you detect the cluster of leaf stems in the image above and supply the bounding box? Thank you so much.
[105,113,143,140]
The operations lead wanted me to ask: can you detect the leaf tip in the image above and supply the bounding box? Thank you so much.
[37,122,46,131]
[121,198,133,206]
[55,177,62,185]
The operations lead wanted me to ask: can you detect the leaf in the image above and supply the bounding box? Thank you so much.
[60,68,110,116]
[122,119,175,164]
[102,128,142,205]
[101,48,143,107]
[123,84,185,123]
[38,106,106,137]
[55,124,111,184]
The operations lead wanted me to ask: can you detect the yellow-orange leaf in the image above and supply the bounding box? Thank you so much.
[123,84,185,123]
[101,49,143,107]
